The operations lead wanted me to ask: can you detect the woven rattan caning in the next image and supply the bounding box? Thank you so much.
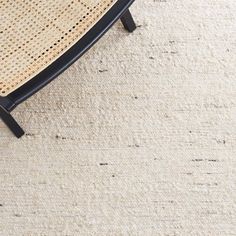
[0,0,117,96]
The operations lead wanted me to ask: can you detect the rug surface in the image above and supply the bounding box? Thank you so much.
[0,0,236,235]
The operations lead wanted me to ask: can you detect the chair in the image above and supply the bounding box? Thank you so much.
[0,0,136,138]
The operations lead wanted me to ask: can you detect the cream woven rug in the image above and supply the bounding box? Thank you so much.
[0,0,236,235]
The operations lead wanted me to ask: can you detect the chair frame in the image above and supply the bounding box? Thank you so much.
[0,0,136,138]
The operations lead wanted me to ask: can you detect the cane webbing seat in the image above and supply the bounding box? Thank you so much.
[0,0,136,137]
[0,0,119,96]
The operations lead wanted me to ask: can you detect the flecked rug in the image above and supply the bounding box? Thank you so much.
[0,0,236,235]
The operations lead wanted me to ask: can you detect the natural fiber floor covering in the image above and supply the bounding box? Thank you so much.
[0,0,236,235]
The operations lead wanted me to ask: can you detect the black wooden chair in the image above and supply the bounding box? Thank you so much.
[0,0,136,138]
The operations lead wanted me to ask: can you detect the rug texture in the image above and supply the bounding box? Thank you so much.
[0,0,236,235]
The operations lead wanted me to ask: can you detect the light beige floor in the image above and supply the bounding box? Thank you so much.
[0,0,236,235]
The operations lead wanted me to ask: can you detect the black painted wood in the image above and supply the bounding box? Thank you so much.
[0,105,25,138]
[121,9,137,32]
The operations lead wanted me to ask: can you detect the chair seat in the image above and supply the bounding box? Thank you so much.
[0,0,117,96]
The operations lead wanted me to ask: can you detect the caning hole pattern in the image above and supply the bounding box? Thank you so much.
[0,0,117,96]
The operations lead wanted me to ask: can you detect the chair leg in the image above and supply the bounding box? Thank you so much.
[0,105,25,138]
[120,9,136,32]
